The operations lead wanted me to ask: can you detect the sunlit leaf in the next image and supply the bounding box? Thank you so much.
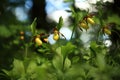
[52,55,63,71]
[26,60,37,74]
[61,42,76,59]
[64,57,71,70]
[65,64,86,79]
[52,47,63,70]
[31,18,37,35]
[2,59,25,79]
[57,17,63,30]
[90,41,98,49]
[96,54,106,70]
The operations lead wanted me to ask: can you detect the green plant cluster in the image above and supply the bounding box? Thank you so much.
[0,1,120,80]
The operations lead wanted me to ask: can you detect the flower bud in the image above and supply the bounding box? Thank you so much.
[53,34,59,41]
[87,18,95,24]
[79,22,89,30]
[20,36,24,40]
[20,31,24,35]
[104,28,111,35]
[35,37,42,46]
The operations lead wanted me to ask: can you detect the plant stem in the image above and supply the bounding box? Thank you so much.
[25,44,28,58]
[62,56,66,72]
[70,24,76,39]
[70,13,78,40]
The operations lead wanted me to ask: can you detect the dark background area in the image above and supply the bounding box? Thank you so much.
[0,0,54,31]
[30,0,52,30]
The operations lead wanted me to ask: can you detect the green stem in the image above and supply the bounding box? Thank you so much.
[70,13,78,40]
[96,5,104,43]
[25,44,28,58]
[62,56,66,72]
[70,24,76,39]
[96,28,102,43]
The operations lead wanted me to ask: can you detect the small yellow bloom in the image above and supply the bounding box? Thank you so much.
[53,34,59,41]
[53,29,60,41]
[20,36,24,40]
[20,31,24,35]
[79,22,89,30]
[35,37,42,46]
[87,18,95,25]
[104,28,111,35]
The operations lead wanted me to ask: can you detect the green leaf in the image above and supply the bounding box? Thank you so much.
[71,7,76,18]
[65,64,86,79]
[61,42,76,59]
[52,55,63,71]
[2,59,25,79]
[0,26,11,38]
[12,59,25,78]
[64,0,74,2]
[90,41,98,49]
[26,60,37,75]
[64,57,71,70]
[52,47,63,70]
[57,17,63,30]
[96,54,106,70]
[107,14,120,25]
[56,46,62,55]
[83,56,90,60]
[90,41,107,55]
[72,56,80,63]
[31,18,37,35]
[2,69,10,77]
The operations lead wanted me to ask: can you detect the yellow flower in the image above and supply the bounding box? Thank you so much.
[104,28,111,35]
[87,18,95,25]
[20,36,24,40]
[53,33,59,41]
[20,31,24,35]
[35,37,42,46]
[53,29,59,41]
[79,22,89,30]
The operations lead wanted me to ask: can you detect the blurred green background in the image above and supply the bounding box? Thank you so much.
[0,0,120,80]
